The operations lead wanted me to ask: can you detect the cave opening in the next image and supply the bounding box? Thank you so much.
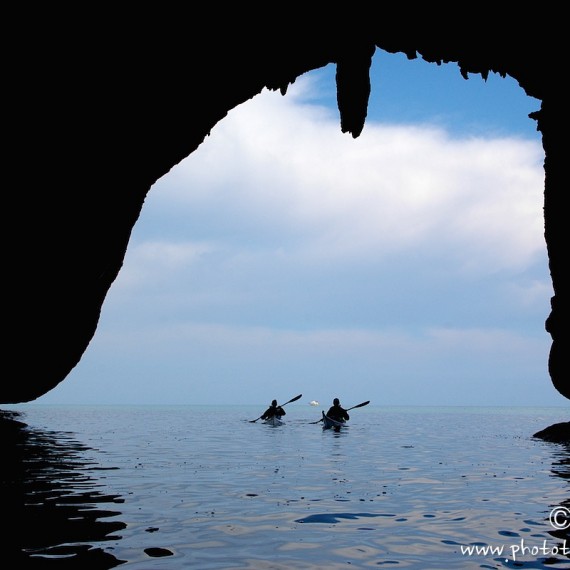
[40,50,561,408]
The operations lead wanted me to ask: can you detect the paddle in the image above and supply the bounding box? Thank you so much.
[310,400,370,423]
[249,393,303,422]
[346,400,370,411]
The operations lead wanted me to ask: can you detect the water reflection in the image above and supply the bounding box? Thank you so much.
[1,410,126,569]
[534,421,570,564]
[548,442,570,553]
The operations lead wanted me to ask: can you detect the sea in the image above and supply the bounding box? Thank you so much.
[1,404,569,569]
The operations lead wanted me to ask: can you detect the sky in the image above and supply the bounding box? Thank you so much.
[35,49,567,408]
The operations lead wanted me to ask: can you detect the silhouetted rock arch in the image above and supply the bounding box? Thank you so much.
[5,14,567,403]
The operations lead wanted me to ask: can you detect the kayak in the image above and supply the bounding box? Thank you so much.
[263,416,284,426]
[321,411,346,430]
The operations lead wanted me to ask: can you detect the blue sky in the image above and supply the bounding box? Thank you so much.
[36,49,566,407]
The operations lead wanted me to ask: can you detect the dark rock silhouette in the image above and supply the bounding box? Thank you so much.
[4,14,567,403]
[534,422,570,445]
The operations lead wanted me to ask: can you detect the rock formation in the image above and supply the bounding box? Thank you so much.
[5,13,567,403]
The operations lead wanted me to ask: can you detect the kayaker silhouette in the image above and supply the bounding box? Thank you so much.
[261,399,286,420]
[326,398,350,423]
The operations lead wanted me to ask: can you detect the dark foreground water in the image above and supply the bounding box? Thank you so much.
[1,405,569,569]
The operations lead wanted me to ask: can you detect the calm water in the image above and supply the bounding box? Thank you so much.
[2,405,569,569]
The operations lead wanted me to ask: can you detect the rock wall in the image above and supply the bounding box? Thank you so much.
[5,14,566,402]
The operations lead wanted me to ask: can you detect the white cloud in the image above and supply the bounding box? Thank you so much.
[145,74,545,276]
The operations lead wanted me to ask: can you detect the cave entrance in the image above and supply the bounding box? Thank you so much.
[59,50,557,407]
